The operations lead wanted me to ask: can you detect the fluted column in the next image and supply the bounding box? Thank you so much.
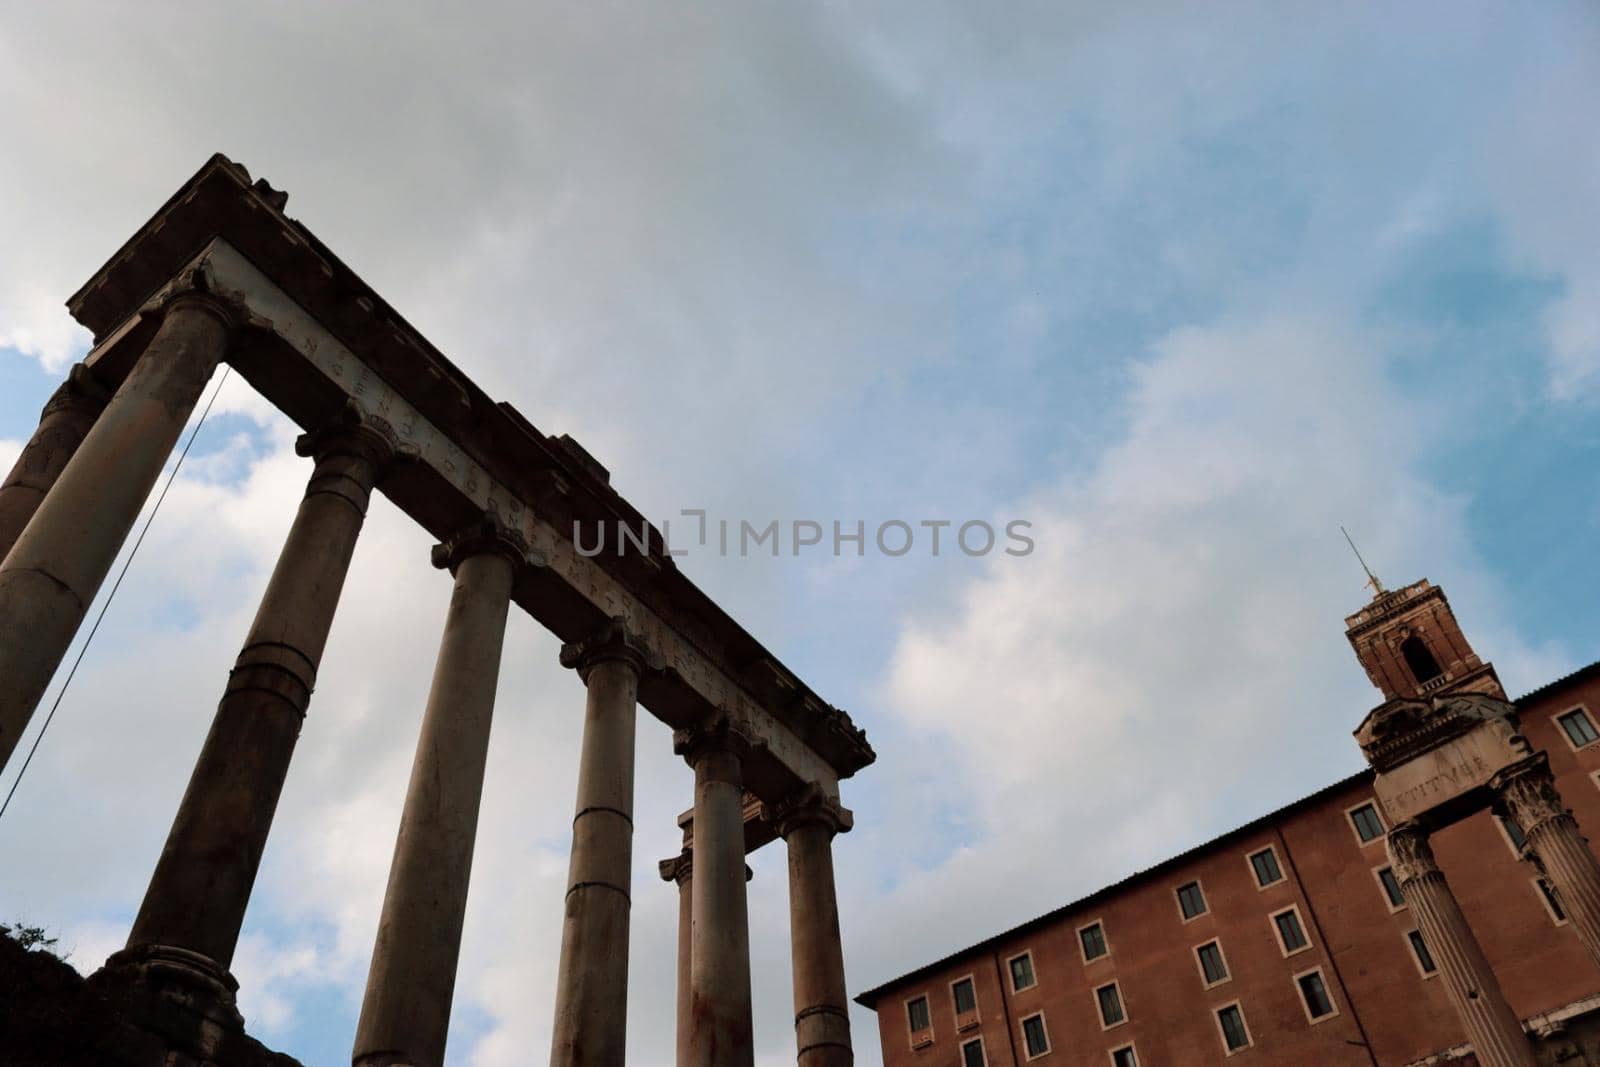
[768,785,854,1067]
[1388,822,1535,1067]
[354,518,522,1067]
[674,719,756,1067]
[1495,754,1600,973]
[0,362,110,563]
[659,851,693,1067]
[0,292,232,771]
[105,409,396,1024]
[550,620,651,1067]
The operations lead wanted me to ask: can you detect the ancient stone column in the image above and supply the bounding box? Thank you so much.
[0,292,232,771]
[0,363,110,563]
[353,518,522,1067]
[659,851,693,1067]
[1388,822,1535,1067]
[106,411,396,1025]
[769,786,855,1067]
[674,719,756,1067]
[550,621,650,1067]
[1495,754,1600,973]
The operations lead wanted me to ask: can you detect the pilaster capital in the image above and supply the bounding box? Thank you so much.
[1492,753,1567,836]
[560,615,660,682]
[764,782,853,839]
[431,512,528,574]
[658,850,692,885]
[41,363,111,419]
[673,715,757,771]
[1385,820,1438,884]
[294,401,406,471]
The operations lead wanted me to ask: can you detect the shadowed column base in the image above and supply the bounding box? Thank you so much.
[90,943,243,1059]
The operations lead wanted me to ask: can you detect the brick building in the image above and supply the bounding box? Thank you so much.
[856,579,1600,1065]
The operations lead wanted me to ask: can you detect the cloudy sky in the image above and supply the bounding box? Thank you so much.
[2,3,1599,1064]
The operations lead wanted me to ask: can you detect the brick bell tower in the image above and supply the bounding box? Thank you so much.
[1344,573,1505,702]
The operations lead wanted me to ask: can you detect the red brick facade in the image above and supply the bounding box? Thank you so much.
[857,587,1600,1066]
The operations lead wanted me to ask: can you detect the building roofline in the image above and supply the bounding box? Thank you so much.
[853,660,1600,1010]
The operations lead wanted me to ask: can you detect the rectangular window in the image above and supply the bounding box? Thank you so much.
[1096,982,1125,1027]
[1217,1004,1251,1052]
[1350,802,1385,843]
[1079,921,1108,961]
[1537,877,1568,923]
[1249,847,1283,887]
[1021,1014,1050,1057]
[1177,880,1207,919]
[1110,1048,1138,1067]
[962,1038,987,1067]
[1377,866,1405,909]
[1197,941,1229,985]
[952,976,977,1015]
[1559,708,1599,749]
[1408,929,1437,975]
[1499,815,1527,853]
[1009,952,1036,992]
[1273,906,1309,954]
[907,995,930,1033]
[1297,969,1336,1020]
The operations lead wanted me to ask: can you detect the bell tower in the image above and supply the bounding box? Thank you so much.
[1344,578,1504,702]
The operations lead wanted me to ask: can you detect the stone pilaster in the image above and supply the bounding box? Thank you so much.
[107,408,397,1032]
[1495,754,1600,973]
[767,785,855,1067]
[659,851,693,1067]
[1387,822,1536,1067]
[674,718,757,1067]
[0,362,110,564]
[0,290,234,772]
[550,619,654,1067]
[354,516,523,1067]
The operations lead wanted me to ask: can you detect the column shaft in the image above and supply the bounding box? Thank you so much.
[784,817,853,1066]
[675,863,692,1067]
[658,853,693,1067]
[0,364,108,564]
[550,633,642,1067]
[676,724,755,1067]
[117,421,391,993]
[1497,755,1600,973]
[1388,824,1535,1067]
[0,297,230,770]
[354,540,516,1067]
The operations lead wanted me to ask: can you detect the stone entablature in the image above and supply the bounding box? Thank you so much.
[1356,694,1533,827]
[64,154,871,801]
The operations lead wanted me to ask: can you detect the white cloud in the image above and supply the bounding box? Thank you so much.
[863,313,1573,990]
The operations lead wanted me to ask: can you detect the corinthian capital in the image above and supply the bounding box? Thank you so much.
[1493,754,1568,837]
[1386,821,1438,885]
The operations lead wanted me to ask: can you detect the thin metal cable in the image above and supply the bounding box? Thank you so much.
[0,366,232,822]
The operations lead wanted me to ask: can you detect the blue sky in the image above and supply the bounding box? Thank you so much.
[1,4,1598,1065]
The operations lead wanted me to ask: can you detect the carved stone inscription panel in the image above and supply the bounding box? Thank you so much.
[1375,719,1524,825]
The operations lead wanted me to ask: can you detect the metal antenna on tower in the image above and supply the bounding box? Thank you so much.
[1341,526,1385,598]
